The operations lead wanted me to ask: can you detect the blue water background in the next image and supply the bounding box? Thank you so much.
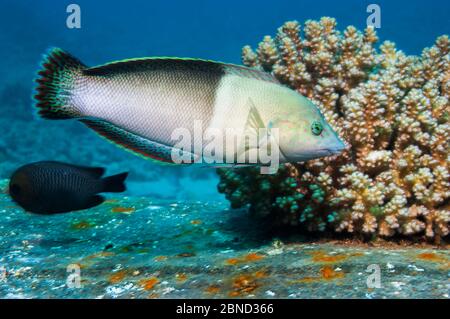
[0,0,449,200]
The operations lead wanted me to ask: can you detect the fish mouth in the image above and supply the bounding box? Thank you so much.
[291,146,344,162]
[320,138,346,156]
[317,146,345,156]
[289,142,346,162]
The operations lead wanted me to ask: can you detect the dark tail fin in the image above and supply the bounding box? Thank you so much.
[34,48,86,119]
[102,172,128,193]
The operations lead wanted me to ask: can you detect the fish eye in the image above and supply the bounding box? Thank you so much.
[10,184,21,196]
[311,121,323,136]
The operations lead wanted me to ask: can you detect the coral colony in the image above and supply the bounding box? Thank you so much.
[218,18,449,242]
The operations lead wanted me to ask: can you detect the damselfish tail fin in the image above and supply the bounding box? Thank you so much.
[34,48,86,119]
[102,172,129,193]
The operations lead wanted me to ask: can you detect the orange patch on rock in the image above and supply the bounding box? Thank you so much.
[154,255,167,262]
[416,252,450,269]
[244,253,264,262]
[320,266,345,280]
[228,291,241,297]
[205,285,221,294]
[310,251,348,263]
[254,270,268,278]
[111,206,135,214]
[176,273,188,282]
[226,252,265,265]
[226,258,240,265]
[71,221,95,230]
[108,270,127,284]
[85,251,115,260]
[228,274,260,297]
[190,219,202,225]
[140,277,159,290]
[292,267,345,284]
[417,252,446,262]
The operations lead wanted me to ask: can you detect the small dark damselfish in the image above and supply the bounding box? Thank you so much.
[9,161,128,214]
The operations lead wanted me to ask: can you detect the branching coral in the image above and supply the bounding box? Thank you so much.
[218,18,450,242]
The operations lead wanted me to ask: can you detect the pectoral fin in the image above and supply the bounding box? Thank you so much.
[236,99,266,159]
[244,98,266,133]
[237,99,288,163]
[237,99,279,162]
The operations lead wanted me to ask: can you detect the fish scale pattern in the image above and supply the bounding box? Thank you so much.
[77,58,222,148]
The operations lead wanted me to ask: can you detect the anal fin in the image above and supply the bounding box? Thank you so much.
[80,119,196,165]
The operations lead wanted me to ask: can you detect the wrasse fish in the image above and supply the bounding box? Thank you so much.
[34,48,344,170]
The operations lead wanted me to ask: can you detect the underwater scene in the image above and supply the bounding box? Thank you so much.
[0,0,449,301]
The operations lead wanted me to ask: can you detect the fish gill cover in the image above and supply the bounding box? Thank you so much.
[217,18,450,242]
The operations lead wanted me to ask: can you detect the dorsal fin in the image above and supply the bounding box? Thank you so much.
[76,166,105,178]
[83,57,279,84]
[83,58,225,77]
[222,64,280,84]
[80,119,197,165]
